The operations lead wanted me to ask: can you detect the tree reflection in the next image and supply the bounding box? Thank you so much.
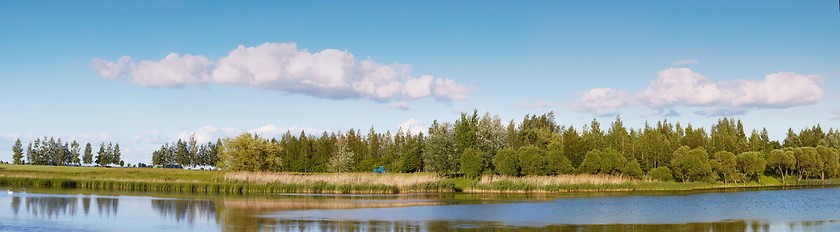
[23,196,78,219]
[151,199,216,224]
[11,196,20,216]
[96,197,119,217]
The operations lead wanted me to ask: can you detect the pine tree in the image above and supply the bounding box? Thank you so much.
[113,143,122,166]
[83,143,93,164]
[12,138,23,164]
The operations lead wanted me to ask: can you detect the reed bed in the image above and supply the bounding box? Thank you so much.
[469,174,640,193]
[224,171,443,187]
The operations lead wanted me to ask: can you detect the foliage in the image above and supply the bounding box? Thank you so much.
[518,145,547,176]
[671,148,712,182]
[12,139,23,164]
[712,151,738,184]
[736,151,766,182]
[493,147,519,176]
[767,149,796,183]
[460,147,483,179]
[647,166,673,181]
[622,159,643,179]
[328,135,354,173]
[579,149,602,174]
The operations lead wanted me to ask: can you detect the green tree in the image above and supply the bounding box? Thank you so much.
[794,147,822,180]
[424,121,459,175]
[328,135,354,173]
[518,145,547,176]
[767,149,796,183]
[460,147,483,179]
[476,112,507,173]
[647,166,674,181]
[672,148,712,182]
[96,143,105,166]
[579,149,602,174]
[113,143,122,166]
[736,151,766,182]
[712,151,738,184]
[83,143,92,165]
[816,145,840,180]
[12,138,23,164]
[599,148,626,175]
[70,140,80,165]
[622,159,643,179]
[493,147,519,176]
[546,141,573,175]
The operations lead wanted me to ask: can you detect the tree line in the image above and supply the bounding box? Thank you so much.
[11,137,124,167]
[205,110,840,183]
[150,135,220,168]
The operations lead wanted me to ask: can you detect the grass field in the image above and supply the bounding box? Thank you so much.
[2,164,839,194]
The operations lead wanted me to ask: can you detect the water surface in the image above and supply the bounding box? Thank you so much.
[1,186,839,231]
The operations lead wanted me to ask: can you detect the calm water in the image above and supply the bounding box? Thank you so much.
[1,186,839,231]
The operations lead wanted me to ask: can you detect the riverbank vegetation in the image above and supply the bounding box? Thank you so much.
[0,164,453,194]
[8,110,840,193]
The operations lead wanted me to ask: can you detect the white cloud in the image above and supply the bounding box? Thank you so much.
[178,125,242,143]
[91,56,131,79]
[132,53,212,87]
[92,42,471,105]
[572,68,824,116]
[398,119,426,135]
[519,99,557,109]
[671,59,699,66]
[572,88,627,115]
[247,124,289,139]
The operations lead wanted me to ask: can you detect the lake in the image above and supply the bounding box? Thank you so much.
[1,186,839,231]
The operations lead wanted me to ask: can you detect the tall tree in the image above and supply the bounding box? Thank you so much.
[83,142,93,164]
[460,147,483,179]
[70,140,80,165]
[328,135,354,173]
[424,121,458,175]
[96,143,106,166]
[12,138,23,164]
[113,143,122,166]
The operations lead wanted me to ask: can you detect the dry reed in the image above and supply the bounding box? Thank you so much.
[479,174,635,186]
[224,171,443,187]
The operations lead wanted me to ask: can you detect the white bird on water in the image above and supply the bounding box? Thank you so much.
[6,190,12,195]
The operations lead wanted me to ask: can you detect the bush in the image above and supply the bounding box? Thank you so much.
[648,166,673,181]
[460,148,483,179]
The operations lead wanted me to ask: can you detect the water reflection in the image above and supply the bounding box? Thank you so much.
[96,197,118,217]
[151,199,216,224]
[3,188,840,232]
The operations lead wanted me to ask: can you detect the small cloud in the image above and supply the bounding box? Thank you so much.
[398,119,426,135]
[570,88,628,115]
[671,59,699,66]
[386,101,410,110]
[134,130,164,143]
[519,99,557,109]
[178,125,242,143]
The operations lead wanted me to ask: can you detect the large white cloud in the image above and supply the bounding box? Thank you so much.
[92,42,471,106]
[574,68,824,116]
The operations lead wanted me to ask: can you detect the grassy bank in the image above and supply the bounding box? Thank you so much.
[3,164,840,194]
[0,164,454,194]
[461,174,840,193]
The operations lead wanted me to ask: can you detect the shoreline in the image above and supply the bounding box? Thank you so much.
[2,164,839,195]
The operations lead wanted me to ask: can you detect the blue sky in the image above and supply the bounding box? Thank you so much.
[1,1,839,164]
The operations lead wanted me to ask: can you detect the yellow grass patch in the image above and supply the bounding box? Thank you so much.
[479,174,636,186]
[224,171,444,187]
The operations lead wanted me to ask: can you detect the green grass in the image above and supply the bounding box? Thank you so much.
[3,164,840,194]
[0,164,454,194]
